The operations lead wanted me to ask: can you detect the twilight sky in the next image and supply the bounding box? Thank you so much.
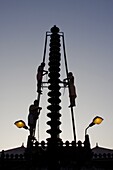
[0,0,113,150]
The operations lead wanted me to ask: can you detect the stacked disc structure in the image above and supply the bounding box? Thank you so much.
[46,25,62,146]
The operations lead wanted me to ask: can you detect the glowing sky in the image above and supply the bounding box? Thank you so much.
[0,0,113,150]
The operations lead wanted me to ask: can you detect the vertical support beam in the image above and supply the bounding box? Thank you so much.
[62,33,76,143]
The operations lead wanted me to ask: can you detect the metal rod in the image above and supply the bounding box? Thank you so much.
[85,126,89,136]
[70,107,76,142]
[38,119,39,141]
[36,32,48,140]
[42,32,48,63]
[62,33,76,143]
[61,33,68,76]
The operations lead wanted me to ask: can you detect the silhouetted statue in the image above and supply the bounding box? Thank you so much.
[28,100,42,137]
[36,62,48,94]
[64,72,77,107]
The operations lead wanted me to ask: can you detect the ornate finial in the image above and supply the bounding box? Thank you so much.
[21,143,24,147]
[50,25,60,33]
[96,142,99,147]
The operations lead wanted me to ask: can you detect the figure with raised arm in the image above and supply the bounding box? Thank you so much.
[36,62,48,94]
[28,100,42,137]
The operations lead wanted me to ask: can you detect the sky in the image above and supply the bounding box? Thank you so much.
[0,0,113,151]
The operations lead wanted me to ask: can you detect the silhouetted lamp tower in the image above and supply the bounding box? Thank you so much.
[14,25,77,148]
[14,25,104,170]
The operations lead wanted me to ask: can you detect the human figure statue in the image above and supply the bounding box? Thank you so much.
[63,72,77,107]
[36,62,48,94]
[28,100,42,137]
